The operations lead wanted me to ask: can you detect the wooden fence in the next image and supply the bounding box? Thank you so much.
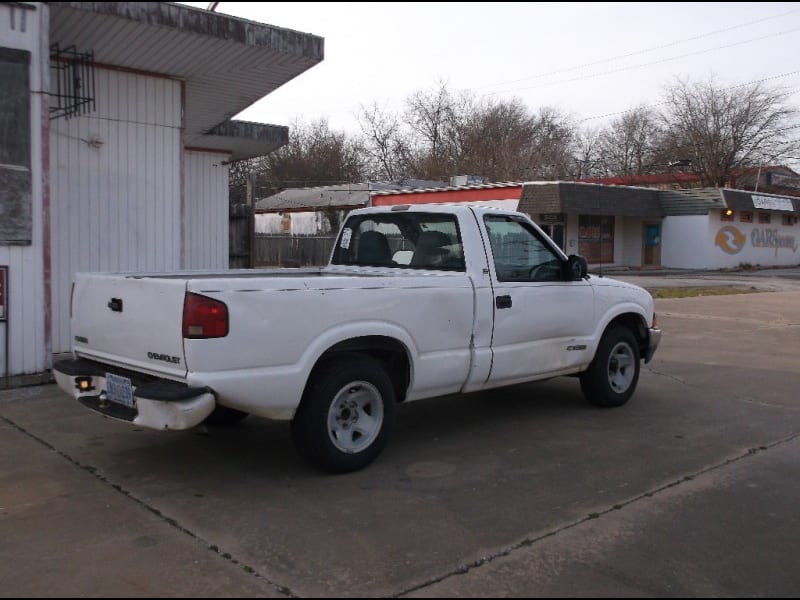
[255,234,337,267]
[229,203,254,268]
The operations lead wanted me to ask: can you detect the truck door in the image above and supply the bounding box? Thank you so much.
[480,213,595,385]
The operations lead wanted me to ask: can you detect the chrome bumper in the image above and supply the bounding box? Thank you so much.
[53,359,215,431]
[644,327,661,363]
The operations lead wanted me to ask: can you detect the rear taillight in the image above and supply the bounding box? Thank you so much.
[182,293,229,339]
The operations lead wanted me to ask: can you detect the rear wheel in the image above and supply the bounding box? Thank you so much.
[291,356,395,473]
[580,326,640,408]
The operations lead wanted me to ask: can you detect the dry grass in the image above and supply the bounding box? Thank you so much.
[647,286,766,299]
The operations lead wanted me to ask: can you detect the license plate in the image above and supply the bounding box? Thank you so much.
[105,373,134,408]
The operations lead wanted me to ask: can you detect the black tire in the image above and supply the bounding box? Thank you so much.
[291,355,395,473]
[203,405,249,426]
[580,326,640,408]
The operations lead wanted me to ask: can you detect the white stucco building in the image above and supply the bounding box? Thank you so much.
[0,2,323,383]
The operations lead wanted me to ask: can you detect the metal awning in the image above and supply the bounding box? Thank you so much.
[520,182,663,218]
[49,2,324,159]
[721,189,800,214]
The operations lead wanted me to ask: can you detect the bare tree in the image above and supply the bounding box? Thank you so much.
[358,101,411,181]
[599,106,661,176]
[569,126,605,179]
[660,77,800,186]
[405,80,454,169]
[227,157,258,204]
[456,97,537,181]
[524,107,575,180]
[259,118,366,194]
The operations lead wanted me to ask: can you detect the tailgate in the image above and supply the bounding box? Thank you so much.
[71,274,188,379]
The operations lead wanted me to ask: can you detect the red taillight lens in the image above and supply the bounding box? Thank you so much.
[182,293,229,339]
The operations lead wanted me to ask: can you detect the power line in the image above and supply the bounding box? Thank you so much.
[481,26,800,98]
[470,7,800,92]
[577,70,800,123]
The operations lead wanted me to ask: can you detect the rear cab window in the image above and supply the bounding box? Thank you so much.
[332,213,466,271]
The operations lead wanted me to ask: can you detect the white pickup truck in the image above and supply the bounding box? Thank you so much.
[54,204,660,472]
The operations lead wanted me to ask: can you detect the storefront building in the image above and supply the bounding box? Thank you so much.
[372,182,800,269]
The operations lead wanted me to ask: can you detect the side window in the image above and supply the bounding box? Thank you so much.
[331,213,465,271]
[484,215,563,282]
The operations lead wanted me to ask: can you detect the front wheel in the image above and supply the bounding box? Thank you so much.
[291,356,395,473]
[580,326,640,408]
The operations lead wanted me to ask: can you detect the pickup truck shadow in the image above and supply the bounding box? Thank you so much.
[104,377,591,479]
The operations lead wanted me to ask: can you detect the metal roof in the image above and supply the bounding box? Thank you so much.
[49,2,324,159]
[257,184,373,212]
[256,180,449,211]
[658,188,724,215]
[372,181,522,196]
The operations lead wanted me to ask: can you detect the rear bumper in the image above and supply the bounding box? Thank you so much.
[644,327,661,364]
[53,359,215,431]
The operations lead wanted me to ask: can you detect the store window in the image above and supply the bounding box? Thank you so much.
[0,47,32,245]
[739,211,753,223]
[758,212,771,224]
[578,215,614,264]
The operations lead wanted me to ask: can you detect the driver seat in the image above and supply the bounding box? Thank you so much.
[356,231,393,265]
[411,231,451,267]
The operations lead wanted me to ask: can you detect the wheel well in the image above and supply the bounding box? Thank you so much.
[309,336,411,402]
[605,313,648,356]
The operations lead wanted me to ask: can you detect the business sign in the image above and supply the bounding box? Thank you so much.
[752,195,794,212]
[751,228,798,254]
[0,266,6,321]
[715,226,746,254]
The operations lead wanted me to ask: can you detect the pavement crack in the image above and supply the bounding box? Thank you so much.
[0,414,298,598]
[643,366,693,387]
[394,431,800,598]
[645,368,800,411]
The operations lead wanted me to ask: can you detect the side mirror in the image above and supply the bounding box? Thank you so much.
[566,255,588,280]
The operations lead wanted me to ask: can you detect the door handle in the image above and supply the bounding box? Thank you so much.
[108,297,123,312]
[496,295,512,309]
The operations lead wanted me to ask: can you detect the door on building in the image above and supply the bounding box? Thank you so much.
[540,223,565,251]
[643,223,662,267]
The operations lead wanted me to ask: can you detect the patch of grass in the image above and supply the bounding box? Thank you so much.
[648,286,765,299]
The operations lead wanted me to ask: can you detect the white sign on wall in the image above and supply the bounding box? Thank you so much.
[752,195,794,211]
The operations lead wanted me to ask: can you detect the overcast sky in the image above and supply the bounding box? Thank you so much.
[180,2,800,134]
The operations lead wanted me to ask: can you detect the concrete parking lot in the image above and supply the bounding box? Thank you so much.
[1,274,799,597]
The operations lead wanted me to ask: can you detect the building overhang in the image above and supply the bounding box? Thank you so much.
[194,120,289,161]
[721,188,800,215]
[520,182,663,218]
[49,2,324,158]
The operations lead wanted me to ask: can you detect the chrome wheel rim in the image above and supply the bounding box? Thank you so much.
[607,342,635,394]
[327,381,384,453]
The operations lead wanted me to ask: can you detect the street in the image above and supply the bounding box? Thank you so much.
[1,285,799,597]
